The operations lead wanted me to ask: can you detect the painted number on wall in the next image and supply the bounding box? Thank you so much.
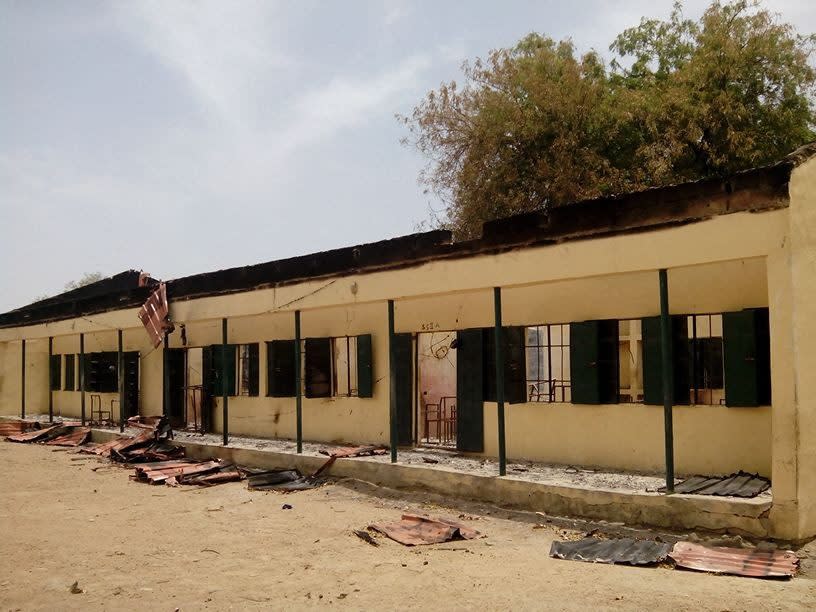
[420,321,440,331]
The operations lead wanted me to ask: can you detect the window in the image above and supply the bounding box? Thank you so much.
[267,340,296,397]
[49,355,61,391]
[64,354,76,391]
[332,336,359,397]
[85,352,118,393]
[618,320,643,403]
[688,314,724,405]
[236,343,259,396]
[304,335,373,399]
[524,324,570,402]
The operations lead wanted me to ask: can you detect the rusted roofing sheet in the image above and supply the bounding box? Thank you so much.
[44,427,90,447]
[550,537,671,566]
[670,542,798,578]
[369,514,480,546]
[133,460,223,485]
[0,420,38,436]
[138,283,174,348]
[7,425,60,443]
[660,471,770,497]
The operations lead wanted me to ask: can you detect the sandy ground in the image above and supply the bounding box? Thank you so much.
[0,443,813,611]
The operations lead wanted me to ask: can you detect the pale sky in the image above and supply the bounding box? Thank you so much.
[1,0,814,312]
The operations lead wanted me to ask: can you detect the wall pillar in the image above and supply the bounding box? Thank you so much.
[20,339,25,419]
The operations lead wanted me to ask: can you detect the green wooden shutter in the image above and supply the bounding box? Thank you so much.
[201,347,214,432]
[211,344,237,397]
[123,351,140,419]
[266,340,296,397]
[481,326,527,404]
[247,343,260,396]
[642,316,690,405]
[356,334,373,398]
[49,355,62,391]
[64,354,75,391]
[393,333,413,444]
[456,329,484,452]
[723,308,771,407]
[304,338,332,398]
[570,320,619,404]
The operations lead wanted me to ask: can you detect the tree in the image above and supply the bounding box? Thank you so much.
[64,272,104,292]
[402,1,816,239]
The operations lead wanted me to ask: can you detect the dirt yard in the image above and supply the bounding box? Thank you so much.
[0,442,814,611]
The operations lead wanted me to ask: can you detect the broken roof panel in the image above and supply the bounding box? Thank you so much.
[659,471,770,497]
[138,283,174,348]
[549,537,671,566]
[670,542,798,578]
[369,514,480,546]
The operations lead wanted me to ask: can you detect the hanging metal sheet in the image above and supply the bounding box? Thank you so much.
[549,537,671,566]
[138,283,174,348]
[670,542,798,578]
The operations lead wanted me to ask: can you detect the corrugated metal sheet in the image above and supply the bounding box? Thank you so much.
[0,420,39,436]
[670,542,798,578]
[7,425,60,443]
[138,283,174,348]
[660,471,770,497]
[369,514,480,546]
[549,537,671,565]
[44,427,90,447]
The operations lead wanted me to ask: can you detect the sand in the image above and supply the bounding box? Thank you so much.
[0,441,813,611]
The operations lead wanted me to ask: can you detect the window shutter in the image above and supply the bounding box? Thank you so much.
[569,320,618,405]
[247,343,260,396]
[723,308,771,407]
[481,326,527,404]
[356,334,374,398]
[642,316,690,406]
[304,338,332,398]
[50,355,62,391]
[64,354,75,391]
[201,347,213,432]
[456,328,484,452]
[393,333,413,444]
[211,344,237,397]
[266,340,296,397]
[123,351,140,419]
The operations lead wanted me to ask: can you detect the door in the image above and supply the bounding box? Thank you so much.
[393,333,413,446]
[167,349,186,428]
[456,329,484,452]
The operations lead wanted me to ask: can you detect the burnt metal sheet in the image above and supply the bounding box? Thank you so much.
[369,514,480,546]
[549,537,671,566]
[313,445,388,477]
[659,471,770,497]
[246,469,322,491]
[133,459,223,484]
[670,542,798,578]
[138,283,174,348]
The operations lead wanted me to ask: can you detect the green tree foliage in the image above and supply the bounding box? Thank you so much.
[402,1,816,239]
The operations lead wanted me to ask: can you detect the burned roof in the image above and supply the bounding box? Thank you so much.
[2,144,813,330]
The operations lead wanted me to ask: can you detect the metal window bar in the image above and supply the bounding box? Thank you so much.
[525,324,571,403]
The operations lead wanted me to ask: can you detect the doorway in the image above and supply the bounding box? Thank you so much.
[416,331,457,448]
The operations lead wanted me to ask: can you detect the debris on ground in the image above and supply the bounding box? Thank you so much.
[353,529,380,547]
[658,471,770,498]
[369,514,481,546]
[69,581,83,594]
[549,537,671,566]
[313,445,388,478]
[245,468,323,491]
[0,419,41,437]
[7,424,90,446]
[669,541,798,578]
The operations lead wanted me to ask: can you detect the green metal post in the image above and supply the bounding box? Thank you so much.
[118,329,125,433]
[494,287,507,476]
[388,300,397,463]
[79,333,85,425]
[48,336,53,423]
[222,318,229,446]
[659,269,675,493]
[20,339,26,419]
[295,310,303,454]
